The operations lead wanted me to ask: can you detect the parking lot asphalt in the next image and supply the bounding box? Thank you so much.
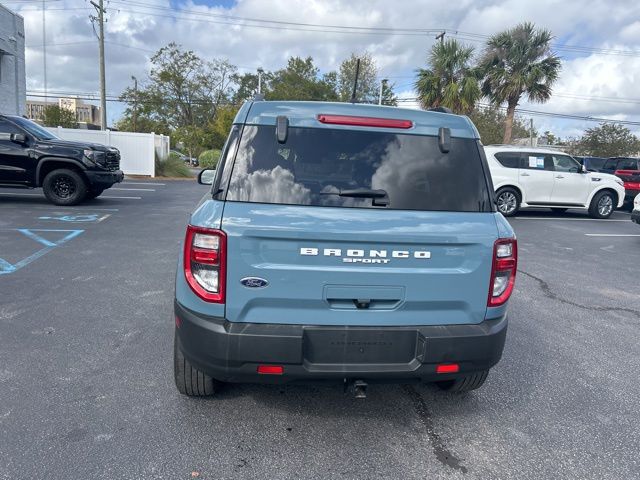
[1,181,639,480]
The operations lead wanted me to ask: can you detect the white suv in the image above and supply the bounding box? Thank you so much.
[485,145,625,218]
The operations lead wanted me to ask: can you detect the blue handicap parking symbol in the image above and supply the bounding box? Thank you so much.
[0,229,84,275]
[38,214,104,223]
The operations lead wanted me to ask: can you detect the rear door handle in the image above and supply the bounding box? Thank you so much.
[521,172,530,177]
[556,175,565,179]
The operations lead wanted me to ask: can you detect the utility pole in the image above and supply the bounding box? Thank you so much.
[42,0,47,103]
[435,31,446,44]
[90,0,107,130]
[530,118,534,146]
[257,67,264,95]
[378,78,387,105]
[131,76,138,132]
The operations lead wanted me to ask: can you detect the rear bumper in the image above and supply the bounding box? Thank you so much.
[85,169,124,187]
[174,301,508,384]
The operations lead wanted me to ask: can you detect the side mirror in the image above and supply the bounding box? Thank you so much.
[198,168,216,185]
[10,133,27,145]
[580,164,588,174]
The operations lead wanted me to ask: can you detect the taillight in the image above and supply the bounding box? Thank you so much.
[488,238,517,307]
[184,225,226,303]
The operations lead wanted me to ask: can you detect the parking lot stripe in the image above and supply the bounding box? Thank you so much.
[122,182,166,186]
[0,192,41,197]
[585,234,640,237]
[515,217,629,222]
[100,195,142,200]
[111,188,156,191]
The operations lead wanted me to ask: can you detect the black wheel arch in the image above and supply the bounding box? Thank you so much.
[36,158,88,187]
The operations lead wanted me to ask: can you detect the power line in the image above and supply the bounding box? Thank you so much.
[103,1,640,57]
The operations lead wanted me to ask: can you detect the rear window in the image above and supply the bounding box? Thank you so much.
[224,125,492,212]
[584,157,607,170]
[617,158,639,171]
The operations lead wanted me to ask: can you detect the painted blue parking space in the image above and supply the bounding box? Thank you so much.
[0,180,166,276]
[0,228,84,274]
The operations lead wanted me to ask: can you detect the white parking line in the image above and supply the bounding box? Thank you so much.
[111,188,156,191]
[0,192,41,197]
[122,182,166,186]
[585,234,640,237]
[0,192,141,200]
[514,217,629,222]
[100,195,142,200]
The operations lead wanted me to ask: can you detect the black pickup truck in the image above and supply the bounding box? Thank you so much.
[0,115,123,205]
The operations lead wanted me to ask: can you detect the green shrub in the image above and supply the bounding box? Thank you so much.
[169,151,183,162]
[155,156,191,178]
[199,149,221,169]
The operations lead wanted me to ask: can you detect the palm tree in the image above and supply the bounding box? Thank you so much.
[415,39,480,114]
[479,22,561,143]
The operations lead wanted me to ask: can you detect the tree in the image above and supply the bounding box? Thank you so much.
[232,71,273,103]
[479,22,561,143]
[543,130,557,145]
[380,80,398,106]
[573,123,640,157]
[42,105,77,128]
[468,105,532,145]
[337,53,398,105]
[268,57,338,101]
[415,39,480,114]
[338,52,378,103]
[118,43,236,131]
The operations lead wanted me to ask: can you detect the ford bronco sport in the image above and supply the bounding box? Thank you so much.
[174,101,517,396]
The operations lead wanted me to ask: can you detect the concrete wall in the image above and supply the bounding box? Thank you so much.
[0,5,26,116]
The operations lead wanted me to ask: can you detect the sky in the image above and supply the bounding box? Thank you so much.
[3,0,640,138]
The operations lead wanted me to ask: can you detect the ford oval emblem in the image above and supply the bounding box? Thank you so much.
[240,277,269,288]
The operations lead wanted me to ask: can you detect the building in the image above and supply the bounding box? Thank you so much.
[26,98,102,129]
[0,4,26,116]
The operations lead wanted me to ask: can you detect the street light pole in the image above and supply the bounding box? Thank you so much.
[131,75,138,132]
[257,67,264,95]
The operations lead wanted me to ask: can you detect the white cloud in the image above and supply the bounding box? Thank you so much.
[6,0,640,136]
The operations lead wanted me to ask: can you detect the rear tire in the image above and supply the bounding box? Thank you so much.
[174,332,219,397]
[588,191,615,219]
[551,208,568,213]
[495,187,520,217]
[435,370,489,393]
[42,169,88,206]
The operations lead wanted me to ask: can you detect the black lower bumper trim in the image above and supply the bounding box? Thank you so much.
[174,301,508,384]
[632,210,640,224]
[86,169,124,187]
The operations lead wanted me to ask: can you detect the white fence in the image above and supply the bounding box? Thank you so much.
[45,127,170,176]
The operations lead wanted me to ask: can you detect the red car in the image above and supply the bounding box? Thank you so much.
[601,157,640,207]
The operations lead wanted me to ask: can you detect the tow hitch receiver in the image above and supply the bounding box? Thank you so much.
[354,380,368,399]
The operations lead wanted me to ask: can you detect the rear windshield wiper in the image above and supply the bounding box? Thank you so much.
[321,188,389,206]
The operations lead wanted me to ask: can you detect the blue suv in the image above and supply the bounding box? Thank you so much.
[174,101,517,396]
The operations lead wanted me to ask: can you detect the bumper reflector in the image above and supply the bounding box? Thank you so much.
[257,365,284,375]
[436,363,460,374]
